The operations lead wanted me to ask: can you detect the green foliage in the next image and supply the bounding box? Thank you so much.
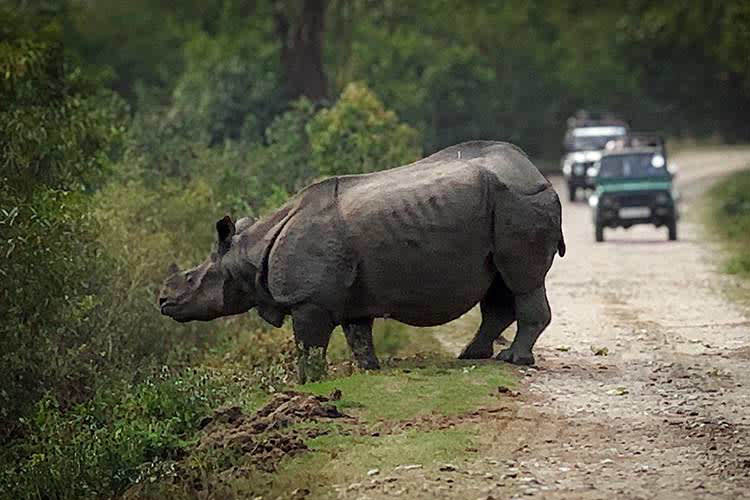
[252,98,319,195]
[171,30,283,145]
[708,169,750,276]
[0,7,127,192]
[0,8,127,429]
[63,0,202,104]
[0,367,265,500]
[308,83,421,176]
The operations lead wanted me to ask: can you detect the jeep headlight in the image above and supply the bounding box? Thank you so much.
[586,166,599,178]
[562,160,572,175]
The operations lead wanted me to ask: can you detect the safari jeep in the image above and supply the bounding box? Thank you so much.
[561,122,628,201]
[590,148,678,242]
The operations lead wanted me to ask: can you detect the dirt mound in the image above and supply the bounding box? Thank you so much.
[197,391,348,471]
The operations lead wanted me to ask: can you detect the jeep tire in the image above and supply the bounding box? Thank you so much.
[668,219,677,241]
[595,222,604,242]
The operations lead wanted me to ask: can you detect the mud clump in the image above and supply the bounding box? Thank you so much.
[197,391,347,471]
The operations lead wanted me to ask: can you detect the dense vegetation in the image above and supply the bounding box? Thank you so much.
[1,0,749,497]
[708,170,750,278]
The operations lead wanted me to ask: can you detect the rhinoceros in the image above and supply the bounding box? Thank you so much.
[159,141,565,381]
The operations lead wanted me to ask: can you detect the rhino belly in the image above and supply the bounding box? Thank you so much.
[356,239,496,327]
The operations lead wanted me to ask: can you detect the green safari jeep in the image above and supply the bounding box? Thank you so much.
[590,149,679,242]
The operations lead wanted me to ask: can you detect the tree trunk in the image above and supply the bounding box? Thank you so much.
[274,0,328,102]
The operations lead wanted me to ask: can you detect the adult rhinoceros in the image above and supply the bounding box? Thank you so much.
[159,141,565,381]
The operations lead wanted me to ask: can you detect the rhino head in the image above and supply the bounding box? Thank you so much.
[158,216,257,322]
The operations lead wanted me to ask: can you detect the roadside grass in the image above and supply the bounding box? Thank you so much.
[302,361,513,420]
[705,168,750,305]
[706,169,750,276]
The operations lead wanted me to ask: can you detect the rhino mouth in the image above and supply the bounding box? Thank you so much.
[160,302,189,322]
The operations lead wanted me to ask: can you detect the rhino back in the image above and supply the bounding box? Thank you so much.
[393,140,549,196]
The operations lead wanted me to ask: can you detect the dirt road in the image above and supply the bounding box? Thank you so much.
[499,147,750,499]
[343,147,750,499]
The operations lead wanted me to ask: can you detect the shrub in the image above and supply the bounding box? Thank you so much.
[308,82,422,176]
[0,9,127,430]
[710,170,750,276]
[0,367,261,499]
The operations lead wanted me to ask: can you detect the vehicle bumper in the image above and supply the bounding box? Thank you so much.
[596,205,676,228]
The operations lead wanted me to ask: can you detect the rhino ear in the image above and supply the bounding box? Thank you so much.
[167,262,180,274]
[216,215,236,254]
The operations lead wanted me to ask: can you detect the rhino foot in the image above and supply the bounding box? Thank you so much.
[355,355,381,371]
[496,348,535,366]
[458,343,494,359]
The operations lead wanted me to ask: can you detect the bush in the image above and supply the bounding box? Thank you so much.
[0,9,127,431]
[0,367,262,499]
[308,83,422,176]
[709,170,750,276]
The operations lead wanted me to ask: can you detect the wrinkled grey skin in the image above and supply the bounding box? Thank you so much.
[159,141,566,382]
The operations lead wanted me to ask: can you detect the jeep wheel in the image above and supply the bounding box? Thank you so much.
[568,185,577,202]
[668,219,677,241]
[595,223,604,242]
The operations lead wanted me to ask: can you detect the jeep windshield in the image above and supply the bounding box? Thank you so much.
[598,153,668,179]
[566,126,627,151]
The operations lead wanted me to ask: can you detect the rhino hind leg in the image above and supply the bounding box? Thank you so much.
[496,285,551,365]
[342,318,380,370]
[458,277,515,359]
[292,304,335,383]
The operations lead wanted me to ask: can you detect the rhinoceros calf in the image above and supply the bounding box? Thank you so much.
[159,141,565,381]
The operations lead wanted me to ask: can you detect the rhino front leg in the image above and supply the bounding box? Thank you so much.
[459,278,515,359]
[291,304,335,384]
[342,318,380,370]
[496,285,551,365]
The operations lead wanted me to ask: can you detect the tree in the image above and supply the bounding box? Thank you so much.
[0,5,127,431]
[274,0,329,101]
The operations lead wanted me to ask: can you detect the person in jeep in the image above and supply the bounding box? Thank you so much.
[590,149,678,242]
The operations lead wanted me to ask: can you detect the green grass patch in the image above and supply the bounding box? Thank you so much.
[301,360,513,420]
[706,169,750,277]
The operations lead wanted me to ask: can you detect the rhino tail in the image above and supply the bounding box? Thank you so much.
[557,232,566,257]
